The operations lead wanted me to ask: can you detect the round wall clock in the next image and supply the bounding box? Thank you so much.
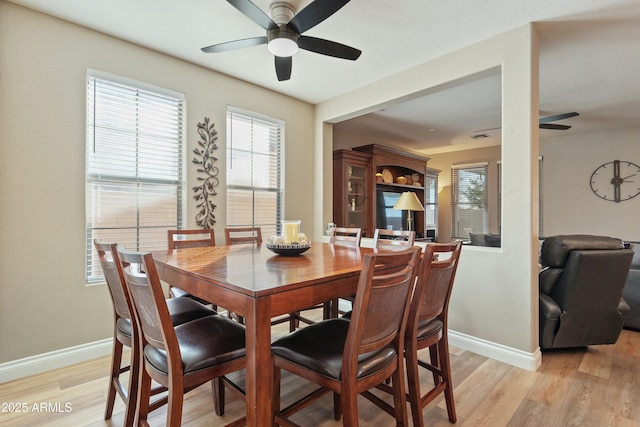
[589,160,640,202]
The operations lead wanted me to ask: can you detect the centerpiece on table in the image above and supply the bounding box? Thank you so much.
[266,220,311,256]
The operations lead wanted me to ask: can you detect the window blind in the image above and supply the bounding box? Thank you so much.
[86,71,185,283]
[451,162,488,239]
[226,107,284,238]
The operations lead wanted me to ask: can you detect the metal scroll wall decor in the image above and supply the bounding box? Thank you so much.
[192,117,219,229]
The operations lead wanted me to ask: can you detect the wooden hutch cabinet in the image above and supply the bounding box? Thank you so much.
[333,149,373,237]
[333,144,439,241]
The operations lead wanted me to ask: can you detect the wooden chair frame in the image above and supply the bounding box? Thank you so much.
[168,229,215,249]
[167,229,217,309]
[272,247,421,427]
[224,227,263,246]
[372,228,416,251]
[118,248,246,427]
[364,241,462,427]
[95,241,178,426]
[329,227,362,247]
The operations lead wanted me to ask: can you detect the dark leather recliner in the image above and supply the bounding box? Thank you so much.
[621,242,640,330]
[539,235,633,350]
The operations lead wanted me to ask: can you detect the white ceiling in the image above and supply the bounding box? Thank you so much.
[9,0,640,154]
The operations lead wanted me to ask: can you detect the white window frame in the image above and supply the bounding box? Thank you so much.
[85,70,185,283]
[451,162,489,239]
[226,106,284,238]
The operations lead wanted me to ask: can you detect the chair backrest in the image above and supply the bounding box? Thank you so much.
[407,241,462,332]
[345,247,421,361]
[94,240,131,321]
[540,235,633,305]
[329,227,362,247]
[225,227,263,245]
[373,229,415,251]
[117,248,176,354]
[168,229,215,249]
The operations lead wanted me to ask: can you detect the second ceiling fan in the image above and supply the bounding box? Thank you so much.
[475,111,580,132]
[202,0,362,81]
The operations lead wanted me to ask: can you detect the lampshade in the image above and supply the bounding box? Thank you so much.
[393,191,424,211]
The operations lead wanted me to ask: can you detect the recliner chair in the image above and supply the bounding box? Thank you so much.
[539,235,633,350]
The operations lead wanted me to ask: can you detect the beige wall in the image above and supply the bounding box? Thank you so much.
[541,126,640,241]
[0,3,314,364]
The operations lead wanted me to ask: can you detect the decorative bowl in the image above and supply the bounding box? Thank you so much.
[266,242,312,256]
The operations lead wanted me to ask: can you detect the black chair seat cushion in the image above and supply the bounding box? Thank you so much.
[116,298,215,339]
[169,287,212,306]
[116,317,132,338]
[169,287,190,298]
[271,318,397,380]
[144,315,246,375]
[165,297,216,325]
[416,318,443,341]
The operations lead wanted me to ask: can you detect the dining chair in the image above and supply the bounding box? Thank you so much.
[364,241,463,427]
[167,229,217,309]
[289,227,365,328]
[372,228,416,251]
[224,226,263,245]
[329,226,362,247]
[271,247,421,427]
[329,227,364,317]
[94,240,217,427]
[223,226,263,324]
[223,226,305,331]
[117,247,247,427]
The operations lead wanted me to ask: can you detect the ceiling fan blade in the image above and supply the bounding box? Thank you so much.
[288,0,350,34]
[275,56,292,81]
[475,123,572,131]
[298,36,361,60]
[539,111,579,124]
[540,123,571,130]
[201,36,267,53]
[473,126,501,132]
[227,0,276,30]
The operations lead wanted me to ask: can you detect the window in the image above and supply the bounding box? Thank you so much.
[226,107,284,238]
[86,71,185,283]
[451,162,488,239]
[497,156,544,237]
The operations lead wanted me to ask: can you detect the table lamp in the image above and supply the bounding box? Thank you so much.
[393,191,424,231]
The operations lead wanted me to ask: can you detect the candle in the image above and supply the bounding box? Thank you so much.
[282,220,300,243]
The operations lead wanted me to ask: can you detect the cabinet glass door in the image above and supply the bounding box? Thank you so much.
[346,164,367,230]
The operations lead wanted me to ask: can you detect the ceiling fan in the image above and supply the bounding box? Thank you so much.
[202,0,361,81]
[475,112,580,132]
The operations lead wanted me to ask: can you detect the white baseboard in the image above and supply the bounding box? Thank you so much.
[335,299,541,371]
[449,329,542,371]
[0,328,541,384]
[0,338,113,384]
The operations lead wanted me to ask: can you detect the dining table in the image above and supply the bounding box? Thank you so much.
[152,241,372,427]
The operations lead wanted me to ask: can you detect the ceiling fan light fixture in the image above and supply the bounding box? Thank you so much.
[268,36,298,57]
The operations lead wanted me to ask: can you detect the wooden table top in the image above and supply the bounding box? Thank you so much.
[153,242,370,297]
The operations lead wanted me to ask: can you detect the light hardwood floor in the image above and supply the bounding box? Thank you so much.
[1,319,639,427]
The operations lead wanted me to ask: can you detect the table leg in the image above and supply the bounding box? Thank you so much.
[243,297,272,427]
